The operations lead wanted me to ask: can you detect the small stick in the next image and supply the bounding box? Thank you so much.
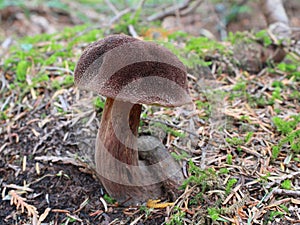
[141,117,201,138]
[264,188,300,203]
[147,0,193,22]
[222,184,242,205]
[273,189,300,197]
[265,171,300,189]
[109,8,131,25]
[130,0,146,19]
[104,0,119,15]
[44,66,74,75]
[128,25,139,38]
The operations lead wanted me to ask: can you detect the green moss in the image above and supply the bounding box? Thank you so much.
[281,179,292,190]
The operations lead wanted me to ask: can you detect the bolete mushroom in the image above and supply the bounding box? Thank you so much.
[74,34,191,205]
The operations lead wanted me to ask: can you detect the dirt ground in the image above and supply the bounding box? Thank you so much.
[0,1,299,224]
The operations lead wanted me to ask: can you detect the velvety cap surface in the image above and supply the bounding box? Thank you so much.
[74,34,191,107]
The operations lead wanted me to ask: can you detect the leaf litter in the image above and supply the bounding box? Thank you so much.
[0,2,300,225]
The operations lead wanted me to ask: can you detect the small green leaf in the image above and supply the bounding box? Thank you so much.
[226,154,233,165]
[16,60,29,81]
[281,179,292,190]
[225,178,237,194]
[272,145,280,159]
[208,207,220,221]
[171,151,189,161]
[103,194,116,204]
[93,97,105,110]
[255,30,272,46]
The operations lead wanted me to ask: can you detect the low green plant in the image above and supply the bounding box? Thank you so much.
[281,179,292,190]
[0,112,8,120]
[225,178,237,195]
[279,130,300,153]
[93,97,105,110]
[272,145,281,159]
[244,132,253,143]
[279,204,289,213]
[271,86,283,101]
[16,60,30,82]
[226,132,253,146]
[68,28,102,48]
[56,170,70,179]
[276,62,300,81]
[273,115,300,135]
[229,79,250,100]
[272,114,300,158]
[180,161,223,212]
[167,206,186,225]
[240,115,251,122]
[259,172,271,183]
[153,122,185,138]
[186,36,227,57]
[195,100,212,119]
[64,216,77,224]
[171,151,189,161]
[181,161,217,190]
[226,154,233,165]
[255,30,272,47]
[139,205,152,218]
[272,80,284,88]
[175,161,240,222]
[225,3,251,24]
[227,31,253,45]
[269,210,284,221]
[103,194,116,204]
[167,30,188,42]
[289,90,300,101]
[226,132,253,153]
[1,24,105,114]
[226,136,243,146]
[207,207,220,221]
[113,9,143,34]
[45,0,69,11]
[274,108,281,114]
[233,80,247,92]
[219,168,229,174]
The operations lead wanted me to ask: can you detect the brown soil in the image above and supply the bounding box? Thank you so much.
[0,1,299,224]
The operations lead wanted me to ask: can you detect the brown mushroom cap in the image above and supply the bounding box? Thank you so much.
[74,34,191,107]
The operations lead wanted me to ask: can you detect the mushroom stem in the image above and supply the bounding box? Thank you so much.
[95,97,182,205]
[97,97,141,165]
[96,97,144,204]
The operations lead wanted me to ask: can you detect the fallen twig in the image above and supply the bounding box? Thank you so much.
[34,155,88,168]
[142,117,201,138]
[128,25,139,38]
[44,66,74,75]
[147,0,199,22]
[109,8,132,25]
[272,188,300,197]
[32,120,73,154]
[104,0,119,15]
[265,171,300,189]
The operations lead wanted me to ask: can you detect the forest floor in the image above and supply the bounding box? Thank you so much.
[0,1,300,224]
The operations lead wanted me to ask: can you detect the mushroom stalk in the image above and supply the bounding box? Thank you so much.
[97,97,141,165]
[96,97,143,203]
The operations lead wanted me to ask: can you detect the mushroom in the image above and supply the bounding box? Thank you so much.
[74,34,191,205]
